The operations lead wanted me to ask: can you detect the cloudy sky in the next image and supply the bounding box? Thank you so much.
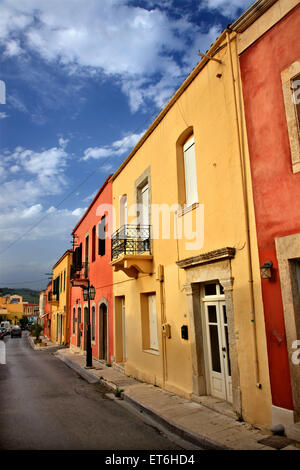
[0,0,253,291]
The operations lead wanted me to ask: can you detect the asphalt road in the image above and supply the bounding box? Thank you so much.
[0,332,185,450]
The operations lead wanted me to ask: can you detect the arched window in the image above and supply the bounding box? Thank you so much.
[176,128,198,207]
[183,135,198,206]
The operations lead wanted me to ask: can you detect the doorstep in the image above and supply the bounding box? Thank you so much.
[191,394,237,420]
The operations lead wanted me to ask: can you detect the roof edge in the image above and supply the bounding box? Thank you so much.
[72,174,112,235]
[52,249,73,271]
[110,29,228,181]
[230,0,278,32]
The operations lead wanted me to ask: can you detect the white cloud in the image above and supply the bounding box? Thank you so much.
[4,38,23,56]
[0,138,69,211]
[0,204,87,242]
[0,0,222,111]
[10,164,20,173]
[82,129,145,161]
[200,0,253,18]
[0,112,8,119]
[21,203,42,218]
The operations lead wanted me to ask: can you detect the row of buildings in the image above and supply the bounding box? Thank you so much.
[39,0,300,432]
[0,294,39,324]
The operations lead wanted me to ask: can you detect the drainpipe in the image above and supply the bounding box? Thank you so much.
[226,30,262,389]
[158,266,167,388]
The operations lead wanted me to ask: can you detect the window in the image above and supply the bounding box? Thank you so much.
[141,293,159,352]
[63,269,66,292]
[72,307,76,335]
[92,226,96,262]
[281,62,300,173]
[84,235,89,277]
[183,136,198,206]
[53,276,60,301]
[73,242,82,270]
[120,195,127,227]
[91,306,96,342]
[98,216,106,256]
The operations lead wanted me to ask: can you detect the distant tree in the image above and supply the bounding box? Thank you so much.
[19,317,29,329]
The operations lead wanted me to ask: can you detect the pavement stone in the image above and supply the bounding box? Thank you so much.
[54,348,300,451]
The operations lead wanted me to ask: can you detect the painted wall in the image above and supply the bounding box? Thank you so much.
[43,284,52,337]
[51,251,72,345]
[111,37,272,427]
[239,5,300,411]
[69,179,114,363]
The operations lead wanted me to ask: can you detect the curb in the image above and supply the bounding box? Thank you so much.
[27,335,69,353]
[55,351,230,450]
[55,351,100,384]
[122,393,231,450]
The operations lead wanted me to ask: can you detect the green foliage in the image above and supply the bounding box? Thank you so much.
[114,386,124,398]
[0,287,40,304]
[19,317,29,329]
[29,323,43,340]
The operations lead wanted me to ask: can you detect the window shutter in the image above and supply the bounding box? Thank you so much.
[183,136,198,206]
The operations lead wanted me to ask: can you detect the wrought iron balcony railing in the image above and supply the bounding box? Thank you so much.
[111,225,151,260]
[70,261,89,280]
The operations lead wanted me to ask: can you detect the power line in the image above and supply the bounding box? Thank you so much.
[0,108,159,257]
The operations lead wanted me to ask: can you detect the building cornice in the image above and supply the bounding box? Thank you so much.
[176,247,236,269]
[230,0,278,32]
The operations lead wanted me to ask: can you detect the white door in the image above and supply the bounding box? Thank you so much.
[148,294,158,350]
[122,297,126,361]
[204,301,232,402]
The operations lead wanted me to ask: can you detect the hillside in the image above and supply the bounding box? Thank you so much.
[0,288,40,304]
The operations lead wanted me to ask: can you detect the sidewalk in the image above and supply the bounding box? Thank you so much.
[28,334,66,351]
[54,348,299,451]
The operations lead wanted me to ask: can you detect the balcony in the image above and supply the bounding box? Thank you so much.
[111,225,153,278]
[70,261,89,280]
[48,292,59,305]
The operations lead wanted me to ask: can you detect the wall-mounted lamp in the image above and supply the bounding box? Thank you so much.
[260,260,273,279]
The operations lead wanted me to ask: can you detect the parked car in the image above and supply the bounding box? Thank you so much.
[10,326,22,338]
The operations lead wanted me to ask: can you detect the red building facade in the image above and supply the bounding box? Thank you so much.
[238,3,300,425]
[69,176,114,363]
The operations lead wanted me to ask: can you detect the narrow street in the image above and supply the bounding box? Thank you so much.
[0,333,185,450]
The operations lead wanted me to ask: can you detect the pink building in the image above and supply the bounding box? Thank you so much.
[69,176,114,363]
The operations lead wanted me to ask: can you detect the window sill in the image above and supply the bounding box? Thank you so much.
[177,202,199,217]
[142,348,159,356]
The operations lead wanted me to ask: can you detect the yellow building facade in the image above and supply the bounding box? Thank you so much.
[50,250,72,345]
[0,295,26,323]
[111,31,272,428]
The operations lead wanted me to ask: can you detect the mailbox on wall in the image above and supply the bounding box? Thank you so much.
[181,325,188,340]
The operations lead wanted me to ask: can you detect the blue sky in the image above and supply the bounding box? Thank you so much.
[0,0,253,290]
